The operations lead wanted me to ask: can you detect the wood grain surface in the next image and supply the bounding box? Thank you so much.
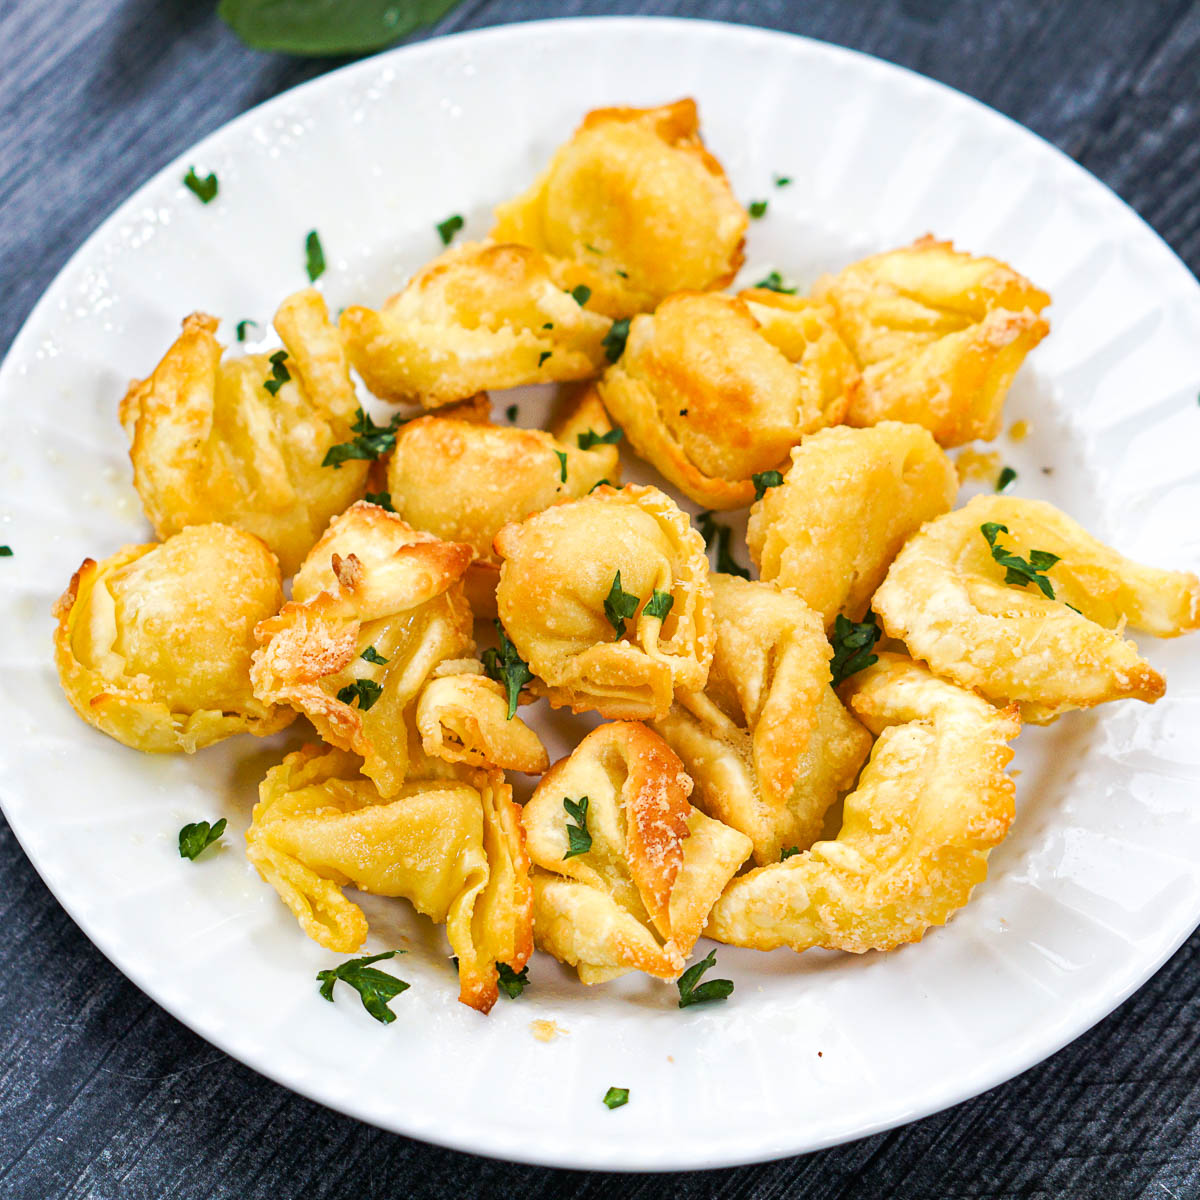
[2,2,1198,1197]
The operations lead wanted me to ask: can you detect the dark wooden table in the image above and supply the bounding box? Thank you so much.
[3,2,1199,1196]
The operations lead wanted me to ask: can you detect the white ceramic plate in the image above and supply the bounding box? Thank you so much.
[3,16,1199,1172]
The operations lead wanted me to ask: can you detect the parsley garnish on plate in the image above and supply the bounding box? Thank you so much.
[436,213,464,245]
[980,522,1059,599]
[752,469,784,502]
[643,589,674,622]
[695,511,750,579]
[0,546,12,557]
[183,167,218,204]
[317,951,409,1025]
[497,963,530,999]
[604,571,639,637]
[263,350,290,395]
[554,449,568,482]
[236,319,258,342]
[481,620,533,720]
[569,284,592,306]
[677,949,734,1008]
[829,612,881,687]
[577,428,622,450]
[305,229,326,282]
[563,796,592,858]
[364,490,395,511]
[780,846,800,861]
[336,679,383,711]
[603,1087,630,1110]
[748,199,768,219]
[360,645,389,665]
[774,174,792,187]
[754,270,797,295]
[602,317,631,363]
[178,818,227,861]
[323,407,408,468]
[996,465,1018,493]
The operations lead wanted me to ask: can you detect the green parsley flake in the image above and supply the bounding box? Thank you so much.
[481,620,533,720]
[695,511,750,579]
[236,319,258,342]
[754,270,797,294]
[577,428,623,450]
[183,167,218,204]
[178,818,227,861]
[336,678,383,711]
[774,174,792,187]
[496,963,530,999]
[980,522,1059,599]
[360,645,389,665]
[323,407,408,468]
[996,465,1018,492]
[563,796,592,859]
[602,317,631,363]
[676,948,734,1008]
[752,470,784,502]
[604,570,639,637]
[603,1087,630,1110]
[570,284,592,306]
[748,199,768,219]
[589,478,611,493]
[317,951,408,1025]
[829,612,881,687]
[305,230,326,282]
[539,350,552,367]
[554,449,568,482]
[364,490,395,511]
[505,404,519,422]
[584,243,602,254]
[643,590,674,622]
[0,546,12,557]
[436,213,464,245]
[263,350,290,395]
[780,846,800,861]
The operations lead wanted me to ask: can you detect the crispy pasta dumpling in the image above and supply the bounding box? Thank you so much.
[873,495,1200,722]
[707,655,1019,953]
[53,523,293,753]
[747,422,957,629]
[339,241,613,409]
[598,290,859,508]
[493,484,714,719]
[653,575,872,866]
[119,289,368,576]
[251,502,475,796]
[523,722,752,982]
[387,387,620,612]
[811,236,1051,446]
[247,743,533,1013]
[492,99,748,316]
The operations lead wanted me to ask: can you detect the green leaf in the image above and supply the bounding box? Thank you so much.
[602,317,631,363]
[316,951,409,1025]
[603,1086,630,1110]
[980,522,1059,599]
[305,230,326,282]
[748,199,768,219]
[752,469,784,502]
[589,478,611,493]
[364,490,395,511]
[336,678,384,710]
[603,570,639,638]
[774,175,792,188]
[539,350,553,368]
[676,948,734,1008]
[643,590,674,622]
[754,270,796,295]
[505,404,518,423]
[263,349,291,395]
[183,167,218,204]
[218,0,465,56]
[0,546,12,557]
[569,284,591,307]
[695,512,749,579]
[563,796,592,859]
[481,620,533,720]
[360,645,389,665]
[577,428,623,450]
[496,962,529,999]
[996,465,1018,492]
[829,612,881,687]
[323,407,408,468]
[178,818,227,860]
[436,213,464,245]
[236,319,258,342]
[780,846,800,861]
[554,449,567,483]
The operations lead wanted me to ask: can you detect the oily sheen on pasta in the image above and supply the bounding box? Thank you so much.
[247,743,532,1013]
[811,236,1051,446]
[599,290,859,508]
[523,722,752,983]
[119,289,368,576]
[747,422,958,628]
[251,502,475,796]
[873,495,1200,722]
[53,523,293,753]
[706,655,1019,953]
[494,484,714,719]
[492,99,747,316]
[653,574,872,866]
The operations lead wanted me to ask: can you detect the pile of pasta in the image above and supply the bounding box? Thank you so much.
[53,99,1200,1014]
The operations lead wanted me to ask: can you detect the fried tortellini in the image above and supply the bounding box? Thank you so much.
[247,743,533,1013]
[523,722,752,982]
[747,422,957,629]
[119,289,368,576]
[653,575,872,866]
[494,484,714,719]
[811,236,1051,446]
[873,496,1200,723]
[599,290,859,508]
[387,387,620,612]
[707,655,1019,954]
[53,523,293,753]
[339,241,613,409]
[251,502,475,795]
[492,99,748,317]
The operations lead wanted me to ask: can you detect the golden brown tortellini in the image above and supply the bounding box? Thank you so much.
[492,99,748,317]
[598,290,859,508]
[53,523,293,753]
[339,242,613,409]
[247,743,533,1013]
[653,574,872,866]
[811,236,1051,446]
[873,496,1200,723]
[494,484,714,719]
[251,502,475,796]
[119,289,368,576]
[747,422,957,629]
[387,387,620,612]
[706,655,1019,954]
[523,722,752,982]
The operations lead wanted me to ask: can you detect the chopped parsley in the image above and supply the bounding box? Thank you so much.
[496,963,530,999]
[577,428,622,450]
[538,350,552,367]
[604,570,639,638]
[563,796,592,858]
[829,612,881,687]
[774,174,792,187]
[695,511,750,579]
[336,679,383,711]
[554,449,568,482]
[643,590,674,622]
[262,350,291,396]
[323,407,408,468]
[236,319,258,342]
[676,949,734,1008]
[178,818,226,860]
[754,270,797,294]
[780,846,800,861]
[616,268,629,279]
[0,546,12,557]
[752,470,784,502]
[569,284,592,307]
[183,167,218,204]
[980,522,1059,599]
[584,243,602,254]
[603,1087,630,1110]
[996,465,1018,493]
[317,951,408,1025]
[364,490,395,511]
[505,404,518,422]
[481,620,533,720]
[360,645,389,665]
[602,317,631,363]
[305,229,325,282]
[436,213,464,245]
[589,478,611,493]
[542,322,554,330]
[748,199,768,219]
